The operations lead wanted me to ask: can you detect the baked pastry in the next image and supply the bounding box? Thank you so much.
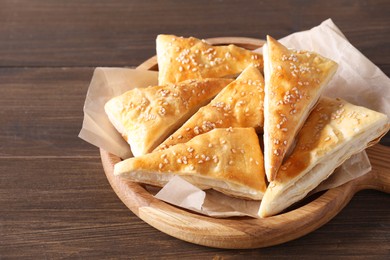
[155,65,265,151]
[115,128,267,200]
[157,34,263,85]
[263,35,338,181]
[258,97,390,217]
[104,78,232,157]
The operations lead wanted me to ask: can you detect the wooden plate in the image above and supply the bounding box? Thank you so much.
[100,37,390,249]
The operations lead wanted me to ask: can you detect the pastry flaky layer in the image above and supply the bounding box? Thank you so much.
[156,34,263,85]
[115,128,267,200]
[154,65,265,152]
[104,78,232,157]
[259,97,390,218]
[263,35,338,182]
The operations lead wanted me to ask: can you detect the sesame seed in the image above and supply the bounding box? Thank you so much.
[213,155,219,163]
[179,66,183,72]
[324,136,331,141]
[187,147,194,153]
[281,166,287,170]
[163,158,169,164]
[198,160,204,164]
[189,164,195,170]
[228,160,234,165]
[159,163,163,169]
[281,128,288,132]
[178,135,183,139]
[231,148,237,153]
[208,143,213,148]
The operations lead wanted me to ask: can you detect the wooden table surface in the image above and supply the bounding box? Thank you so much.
[1,1,389,258]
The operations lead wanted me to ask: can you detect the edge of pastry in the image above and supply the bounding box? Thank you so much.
[259,97,390,217]
[102,34,389,218]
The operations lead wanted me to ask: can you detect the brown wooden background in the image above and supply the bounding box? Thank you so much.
[1,0,389,258]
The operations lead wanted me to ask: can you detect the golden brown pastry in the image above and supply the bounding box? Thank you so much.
[115,128,267,200]
[104,78,232,157]
[259,97,390,217]
[263,35,338,182]
[155,65,265,151]
[157,34,263,85]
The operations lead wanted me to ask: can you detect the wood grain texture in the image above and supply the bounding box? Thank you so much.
[0,0,389,258]
[103,37,390,250]
[0,68,95,157]
[0,0,389,71]
[100,144,390,249]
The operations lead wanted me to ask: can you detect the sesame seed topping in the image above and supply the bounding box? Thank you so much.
[159,163,164,169]
[228,160,234,165]
[324,136,331,141]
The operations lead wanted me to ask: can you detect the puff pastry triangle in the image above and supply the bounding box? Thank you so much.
[104,78,232,157]
[115,128,267,200]
[157,34,263,85]
[259,97,390,217]
[155,65,265,151]
[263,35,338,181]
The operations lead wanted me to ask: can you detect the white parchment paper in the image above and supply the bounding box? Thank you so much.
[79,19,389,218]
